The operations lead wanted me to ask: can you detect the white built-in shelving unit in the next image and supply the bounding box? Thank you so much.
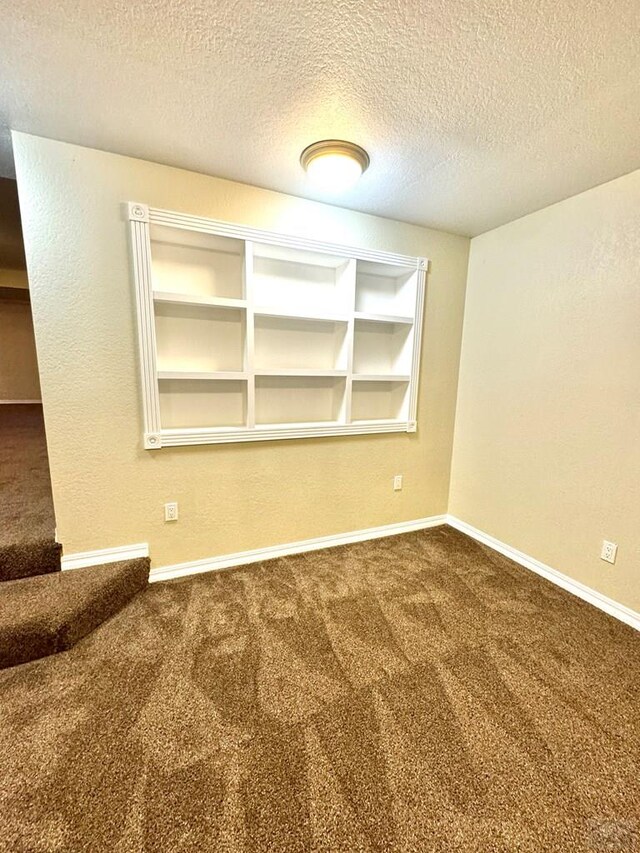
[128,202,427,448]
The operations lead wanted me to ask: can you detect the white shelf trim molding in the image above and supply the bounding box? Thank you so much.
[147,204,429,268]
[150,515,447,582]
[128,203,162,449]
[127,201,428,448]
[447,515,640,632]
[157,419,413,446]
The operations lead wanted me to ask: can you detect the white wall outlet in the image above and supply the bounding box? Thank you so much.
[393,474,403,491]
[600,540,617,564]
[164,502,179,522]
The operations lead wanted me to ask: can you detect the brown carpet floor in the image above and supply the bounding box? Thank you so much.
[0,526,638,852]
[0,404,60,580]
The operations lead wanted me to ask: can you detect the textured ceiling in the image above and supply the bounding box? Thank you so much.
[1,0,639,236]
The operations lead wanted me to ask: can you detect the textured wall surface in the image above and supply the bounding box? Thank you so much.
[0,297,41,400]
[14,134,469,566]
[450,170,640,611]
[2,1,639,235]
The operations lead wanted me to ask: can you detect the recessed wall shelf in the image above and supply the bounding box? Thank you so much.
[353,311,414,325]
[352,374,411,382]
[128,202,427,447]
[255,369,348,377]
[154,292,247,310]
[157,371,248,381]
[254,307,349,323]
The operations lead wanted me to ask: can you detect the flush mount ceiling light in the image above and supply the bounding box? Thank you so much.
[300,140,370,192]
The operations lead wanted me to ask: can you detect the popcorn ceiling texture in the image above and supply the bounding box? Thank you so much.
[2,0,639,234]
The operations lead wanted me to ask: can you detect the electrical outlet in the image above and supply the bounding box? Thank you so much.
[164,502,179,522]
[600,540,617,564]
[393,474,403,491]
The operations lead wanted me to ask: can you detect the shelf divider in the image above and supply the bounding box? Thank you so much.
[354,311,414,325]
[244,241,256,428]
[153,291,247,310]
[157,370,248,381]
[352,374,411,382]
[254,306,349,323]
[255,368,347,377]
[343,259,357,424]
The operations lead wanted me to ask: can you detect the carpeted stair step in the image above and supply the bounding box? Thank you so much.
[1,404,60,583]
[0,557,150,670]
[0,539,62,582]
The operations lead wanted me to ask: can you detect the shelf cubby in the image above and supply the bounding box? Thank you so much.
[255,376,346,425]
[353,319,413,376]
[150,224,244,300]
[254,315,348,372]
[252,243,354,316]
[355,260,417,316]
[158,378,247,429]
[154,302,245,373]
[351,379,410,423]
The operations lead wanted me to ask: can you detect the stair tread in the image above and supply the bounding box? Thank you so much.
[0,558,150,669]
[0,405,56,557]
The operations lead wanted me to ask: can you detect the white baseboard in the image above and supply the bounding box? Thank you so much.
[61,542,149,571]
[61,516,638,633]
[447,515,640,632]
[0,399,42,404]
[150,515,447,583]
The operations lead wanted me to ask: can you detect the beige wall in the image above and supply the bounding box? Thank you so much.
[0,274,41,401]
[13,133,469,566]
[450,170,640,612]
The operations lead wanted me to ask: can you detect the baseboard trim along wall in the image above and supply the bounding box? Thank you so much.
[0,399,42,404]
[149,515,448,583]
[60,516,639,632]
[61,542,149,571]
[447,515,640,632]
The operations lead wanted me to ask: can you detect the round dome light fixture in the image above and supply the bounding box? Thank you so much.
[300,140,370,193]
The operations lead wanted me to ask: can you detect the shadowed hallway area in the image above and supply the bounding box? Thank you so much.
[0,403,60,580]
[0,405,150,670]
[1,527,638,852]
